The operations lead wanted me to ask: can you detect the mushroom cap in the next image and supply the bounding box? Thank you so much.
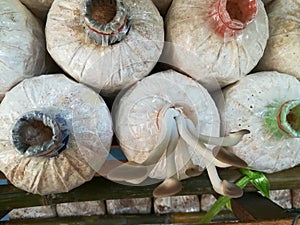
[212,147,248,168]
[184,164,203,177]
[153,177,183,198]
[221,71,300,173]
[106,162,149,182]
[221,180,243,198]
[0,74,113,195]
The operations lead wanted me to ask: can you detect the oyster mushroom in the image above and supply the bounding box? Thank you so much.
[164,0,268,91]
[107,70,248,198]
[221,71,300,173]
[46,0,164,96]
[0,74,113,195]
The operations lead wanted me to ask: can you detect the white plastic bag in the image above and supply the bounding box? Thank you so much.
[221,71,300,173]
[255,0,300,79]
[0,74,113,195]
[164,0,269,91]
[46,0,164,96]
[0,0,47,100]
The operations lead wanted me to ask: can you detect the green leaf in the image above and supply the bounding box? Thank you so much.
[239,168,270,198]
[250,175,270,198]
[199,195,231,224]
[200,169,270,224]
[199,176,251,224]
[225,201,232,211]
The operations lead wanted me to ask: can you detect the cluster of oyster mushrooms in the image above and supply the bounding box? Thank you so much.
[107,70,251,198]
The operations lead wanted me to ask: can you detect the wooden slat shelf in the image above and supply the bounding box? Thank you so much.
[0,211,237,225]
[212,219,298,225]
[1,166,300,224]
[231,192,291,221]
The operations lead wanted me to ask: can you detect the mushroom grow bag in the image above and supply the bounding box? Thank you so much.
[46,0,164,96]
[255,0,300,79]
[164,0,269,90]
[221,71,300,173]
[0,0,47,100]
[0,74,113,195]
[108,70,250,198]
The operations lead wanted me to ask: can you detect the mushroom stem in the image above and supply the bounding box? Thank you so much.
[153,117,182,198]
[175,115,231,167]
[165,116,179,178]
[206,162,243,198]
[175,114,245,197]
[182,116,248,168]
[185,117,250,147]
[107,107,179,183]
[206,163,222,195]
[174,136,203,179]
[142,107,179,166]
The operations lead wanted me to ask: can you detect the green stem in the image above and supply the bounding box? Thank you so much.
[199,176,251,224]
[239,168,270,198]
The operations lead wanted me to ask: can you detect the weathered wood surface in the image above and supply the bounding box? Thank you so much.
[0,211,236,225]
[1,166,300,224]
[231,192,291,221]
[2,166,300,211]
[212,219,297,225]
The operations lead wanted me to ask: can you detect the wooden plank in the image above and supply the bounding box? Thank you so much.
[211,218,296,225]
[231,192,291,222]
[0,211,236,225]
[1,212,297,225]
[1,167,300,211]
